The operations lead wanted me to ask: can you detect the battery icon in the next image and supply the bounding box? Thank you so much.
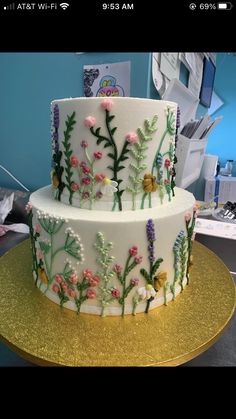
[217,2,233,9]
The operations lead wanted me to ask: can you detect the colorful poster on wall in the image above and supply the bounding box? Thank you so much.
[83,61,131,97]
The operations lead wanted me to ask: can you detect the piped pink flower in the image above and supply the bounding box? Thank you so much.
[81,140,88,148]
[134,256,143,264]
[82,191,90,199]
[34,224,41,234]
[96,191,103,199]
[88,275,100,287]
[69,274,78,285]
[184,212,192,222]
[164,159,171,168]
[113,264,123,273]
[55,274,63,284]
[129,246,138,257]
[84,116,96,128]
[95,173,105,182]
[82,165,91,175]
[52,284,60,294]
[71,182,80,192]
[83,269,93,280]
[126,132,138,144]
[164,179,170,185]
[82,177,91,185]
[86,288,96,299]
[36,249,43,260]
[68,288,76,298]
[70,155,79,168]
[94,151,103,160]
[61,282,68,291]
[101,99,113,111]
[193,203,199,212]
[130,278,139,286]
[111,288,120,298]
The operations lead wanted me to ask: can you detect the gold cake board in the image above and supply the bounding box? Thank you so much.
[0,240,235,366]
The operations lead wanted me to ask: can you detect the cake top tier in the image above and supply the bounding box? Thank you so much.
[51,97,178,211]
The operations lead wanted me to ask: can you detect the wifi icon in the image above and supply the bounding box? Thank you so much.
[60,3,69,9]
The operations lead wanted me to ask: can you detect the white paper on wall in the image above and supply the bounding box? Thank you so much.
[152,53,165,95]
[83,61,131,97]
[187,53,204,99]
[160,53,180,81]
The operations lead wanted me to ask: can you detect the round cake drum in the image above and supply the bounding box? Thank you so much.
[0,240,235,366]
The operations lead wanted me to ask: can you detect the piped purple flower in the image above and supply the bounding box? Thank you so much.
[53,104,59,129]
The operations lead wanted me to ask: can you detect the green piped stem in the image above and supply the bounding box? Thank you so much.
[62,112,76,205]
[179,239,186,292]
[151,128,169,176]
[141,192,148,209]
[141,128,169,209]
[28,211,39,285]
[90,111,132,211]
[186,213,196,285]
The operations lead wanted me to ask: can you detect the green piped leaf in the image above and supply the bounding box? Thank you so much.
[111,127,117,135]
[95,127,101,136]
[117,165,125,172]
[107,153,115,159]
[104,142,111,148]
[108,115,115,122]
[119,155,129,162]
[97,137,104,146]
[140,268,151,283]
[151,258,164,276]
[39,241,50,254]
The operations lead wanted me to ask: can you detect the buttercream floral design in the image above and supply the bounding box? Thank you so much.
[113,246,142,316]
[185,205,198,284]
[85,99,134,211]
[68,141,106,209]
[26,202,41,286]
[133,219,164,314]
[32,213,84,292]
[51,104,65,201]
[171,230,187,299]
[137,284,156,300]
[141,106,176,209]
[62,111,77,204]
[51,265,100,309]
[101,177,118,196]
[94,232,116,316]
[127,116,158,210]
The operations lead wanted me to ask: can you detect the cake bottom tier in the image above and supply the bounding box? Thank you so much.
[28,186,196,316]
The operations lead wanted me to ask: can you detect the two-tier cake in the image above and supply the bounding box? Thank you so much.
[27,97,197,316]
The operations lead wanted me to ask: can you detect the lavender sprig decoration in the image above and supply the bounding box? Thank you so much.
[146,219,156,263]
[53,104,59,129]
[140,219,163,313]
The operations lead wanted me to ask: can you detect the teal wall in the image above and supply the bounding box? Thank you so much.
[0,52,150,191]
[198,53,236,168]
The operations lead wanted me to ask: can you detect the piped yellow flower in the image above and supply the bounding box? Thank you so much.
[154,271,167,291]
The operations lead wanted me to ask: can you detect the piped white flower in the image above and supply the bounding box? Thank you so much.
[101,177,118,196]
[137,284,156,300]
